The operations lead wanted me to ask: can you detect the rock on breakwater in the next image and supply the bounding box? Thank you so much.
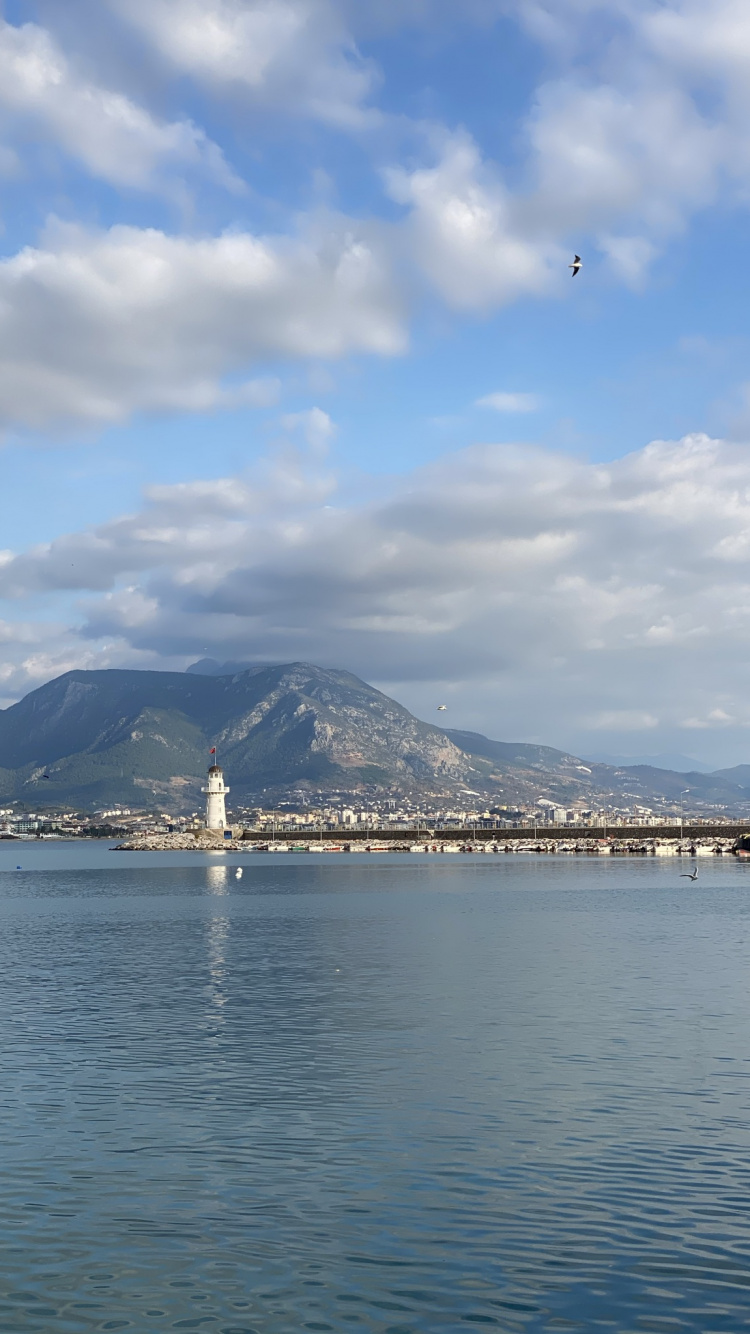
[112,834,740,854]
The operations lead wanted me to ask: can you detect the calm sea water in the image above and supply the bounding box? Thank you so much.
[0,842,750,1332]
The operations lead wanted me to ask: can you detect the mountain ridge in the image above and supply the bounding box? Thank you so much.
[0,662,746,814]
[0,663,470,810]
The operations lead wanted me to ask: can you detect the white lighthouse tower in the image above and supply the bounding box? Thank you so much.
[203,759,229,830]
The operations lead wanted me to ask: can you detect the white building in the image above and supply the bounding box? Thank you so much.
[203,762,229,830]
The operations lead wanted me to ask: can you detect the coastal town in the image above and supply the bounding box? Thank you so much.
[3,759,748,857]
[1,797,747,841]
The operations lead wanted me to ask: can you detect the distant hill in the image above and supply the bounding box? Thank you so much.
[583,751,715,774]
[0,661,747,814]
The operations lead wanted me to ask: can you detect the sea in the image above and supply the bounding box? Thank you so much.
[0,841,749,1333]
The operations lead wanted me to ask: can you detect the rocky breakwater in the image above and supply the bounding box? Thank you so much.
[114,832,245,851]
[493,836,737,855]
[113,833,740,855]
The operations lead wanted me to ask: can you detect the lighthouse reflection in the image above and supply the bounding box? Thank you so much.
[205,863,230,1025]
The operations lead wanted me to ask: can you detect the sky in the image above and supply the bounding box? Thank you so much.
[3,0,750,767]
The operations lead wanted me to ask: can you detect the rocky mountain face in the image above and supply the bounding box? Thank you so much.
[0,660,747,814]
[0,663,471,810]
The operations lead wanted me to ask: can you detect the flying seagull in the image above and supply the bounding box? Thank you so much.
[569,254,582,277]
[437,705,447,711]
[680,866,698,880]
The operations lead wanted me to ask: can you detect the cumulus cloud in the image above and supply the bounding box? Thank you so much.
[4,0,750,430]
[527,79,721,240]
[109,0,378,128]
[280,406,336,453]
[387,132,561,310]
[375,0,750,303]
[383,69,717,311]
[0,218,404,428]
[5,431,750,759]
[0,18,240,192]
[510,0,750,275]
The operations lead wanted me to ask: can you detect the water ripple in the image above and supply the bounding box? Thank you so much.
[0,852,749,1330]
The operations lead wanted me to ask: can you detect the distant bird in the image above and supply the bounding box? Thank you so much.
[235,867,243,879]
[437,705,447,712]
[680,866,698,880]
[41,774,50,780]
[569,254,582,277]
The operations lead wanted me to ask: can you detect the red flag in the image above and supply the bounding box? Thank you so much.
[209,748,216,754]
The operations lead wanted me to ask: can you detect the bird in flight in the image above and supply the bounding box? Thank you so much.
[437,705,447,711]
[680,866,698,880]
[569,254,582,277]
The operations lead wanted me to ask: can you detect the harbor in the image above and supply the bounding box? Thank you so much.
[113,761,750,855]
[114,826,743,855]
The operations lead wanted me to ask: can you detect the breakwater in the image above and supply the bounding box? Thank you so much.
[114,829,741,854]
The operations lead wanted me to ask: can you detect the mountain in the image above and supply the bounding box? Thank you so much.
[445,732,750,811]
[0,661,748,815]
[582,751,715,774]
[712,765,750,786]
[0,663,471,811]
[186,658,255,677]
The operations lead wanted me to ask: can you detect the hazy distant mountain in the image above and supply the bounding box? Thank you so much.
[711,765,750,787]
[583,751,715,773]
[0,662,748,814]
[186,658,255,677]
[442,732,748,811]
[594,764,746,806]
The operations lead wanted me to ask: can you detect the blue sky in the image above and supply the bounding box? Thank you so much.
[3,0,750,767]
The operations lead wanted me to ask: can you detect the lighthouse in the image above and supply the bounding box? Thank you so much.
[203,759,229,830]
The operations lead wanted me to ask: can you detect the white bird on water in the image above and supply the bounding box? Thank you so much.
[569,254,582,276]
[680,867,698,880]
[235,867,243,879]
[437,705,447,711]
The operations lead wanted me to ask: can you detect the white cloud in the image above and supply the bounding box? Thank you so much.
[527,79,721,239]
[0,218,404,428]
[280,407,336,453]
[387,132,560,310]
[371,0,742,301]
[0,18,240,192]
[5,431,750,758]
[383,76,715,312]
[476,392,540,413]
[110,0,378,128]
[643,0,750,84]
[509,0,750,274]
[3,0,749,432]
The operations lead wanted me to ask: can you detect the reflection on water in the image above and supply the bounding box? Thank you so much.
[206,863,229,1021]
[0,851,748,1331]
